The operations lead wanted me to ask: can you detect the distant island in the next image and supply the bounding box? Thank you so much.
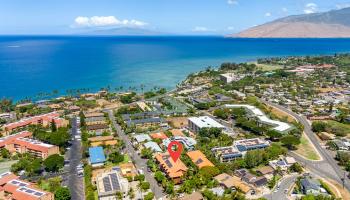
[234,7,350,38]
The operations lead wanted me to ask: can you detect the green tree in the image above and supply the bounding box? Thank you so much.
[154,171,165,183]
[144,192,154,200]
[43,154,64,172]
[141,148,153,159]
[266,130,282,140]
[198,127,222,138]
[140,181,150,191]
[199,166,220,180]
[244,150,265,168]
[289,163,303,173]
[115,191,123,200]
[311,121,326,133]
[281,135,301,150]
[51,119,57,132]
[0,148,10,158]
[213,109,229,120]
[54,187,71,200]
[109,152,124,164]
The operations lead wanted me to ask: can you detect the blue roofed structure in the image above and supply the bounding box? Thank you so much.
[89,146,106,167]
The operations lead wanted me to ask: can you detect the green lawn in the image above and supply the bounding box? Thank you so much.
[295,134,321,161]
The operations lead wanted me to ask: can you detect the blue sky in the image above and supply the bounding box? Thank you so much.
[1,0,350,35]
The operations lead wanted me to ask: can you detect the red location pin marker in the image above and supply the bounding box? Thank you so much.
[167,141,183,162]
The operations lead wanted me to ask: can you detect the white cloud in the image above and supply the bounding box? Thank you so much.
[336,3,350,9]
[304,3,318,14]
[282,7,288,12]
[72,16,147,28]
[227,26,235,30]
[227,0,238,5]
[193,26,209,32]
[192,26,216,32]
[265,12,272,17]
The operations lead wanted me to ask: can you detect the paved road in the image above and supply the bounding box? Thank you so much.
[62,117,85,200]
[264,175,298,200]
[107,110,165,199]
[262,100,350,192]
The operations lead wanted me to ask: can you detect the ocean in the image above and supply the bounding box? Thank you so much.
[1,36,350,101]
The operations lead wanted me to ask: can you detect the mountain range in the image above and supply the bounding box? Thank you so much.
[235,7,350,38]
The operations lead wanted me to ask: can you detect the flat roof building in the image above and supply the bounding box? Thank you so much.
[0,172,54,200]
[4,136,59,159]
[96,171,129,200]
[188,116,225,133]
[234,138,270,152]
[211,146,243,162]
[89,147,106,167]
[225,104,292,132]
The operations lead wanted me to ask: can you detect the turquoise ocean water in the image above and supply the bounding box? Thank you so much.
[1,36,350,100]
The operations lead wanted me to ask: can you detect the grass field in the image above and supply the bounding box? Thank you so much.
[0,160,17,174]
[325,120,350,136]
[253,62,283,71]
[295,134,321,161]
[267,105,296,123]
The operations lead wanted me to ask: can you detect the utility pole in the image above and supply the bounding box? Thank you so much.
[342,171,346,189]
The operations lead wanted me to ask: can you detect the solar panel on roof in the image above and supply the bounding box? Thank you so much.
[110,174,120,190]
[34,192,43,196]
[103,177,112,192]
[19,183,27,187]
[12,180,19,184]
[27,189,34,193]
[165,159,173,168]
[195,158,203,164]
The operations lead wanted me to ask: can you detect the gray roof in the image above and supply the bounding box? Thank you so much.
[301,178,321,191]
[144,141,162,152]
[126,117,165,127]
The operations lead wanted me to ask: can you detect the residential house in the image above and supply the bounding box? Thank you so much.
[119,163,137,178]
[300,177,327,195]
[89,147,106,167]
[186,150,214,169]
[143,141,162,153]
[150,132,168,140]
[169,129,186,137]
[96,171,129,200]
[133,134,152,144]
[214,173,252,194]
[163,136,197,150]
[155,153,188,184]
[235,169,268,187]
